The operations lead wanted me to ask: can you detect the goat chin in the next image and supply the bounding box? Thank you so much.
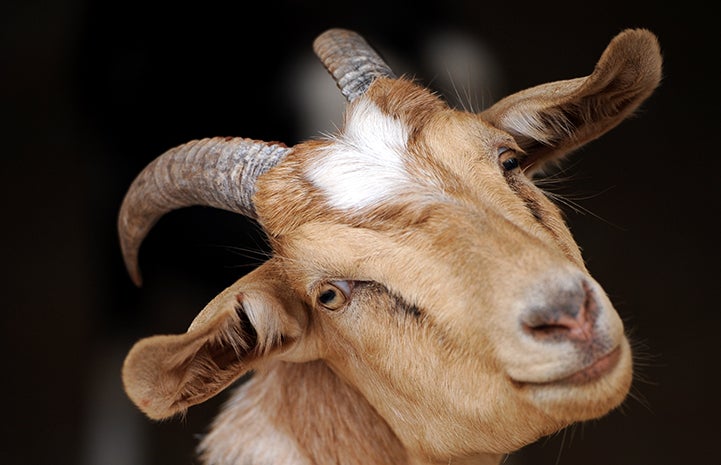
[517,339,634,421]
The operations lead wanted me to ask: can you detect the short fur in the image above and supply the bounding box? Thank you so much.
[121,29,662,465]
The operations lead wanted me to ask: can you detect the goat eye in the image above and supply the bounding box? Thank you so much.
[317,281,352,310]
[498,146,520,172]
[502,157,519,171]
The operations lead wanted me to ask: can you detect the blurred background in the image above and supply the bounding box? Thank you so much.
[3,1,719,464]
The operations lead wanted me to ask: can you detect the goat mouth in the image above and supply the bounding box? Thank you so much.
[515,346,622,387]
[555,347,621,385]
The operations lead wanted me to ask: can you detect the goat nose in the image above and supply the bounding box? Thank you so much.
[521,281,597,343]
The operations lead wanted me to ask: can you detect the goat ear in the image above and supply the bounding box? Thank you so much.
[121,262,308,420]
[482,29,662,176]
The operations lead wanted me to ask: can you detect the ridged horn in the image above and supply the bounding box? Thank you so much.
[118,137,291,286]
[313,28,396,102]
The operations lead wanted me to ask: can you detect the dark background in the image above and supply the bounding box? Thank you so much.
[3,1,719,464]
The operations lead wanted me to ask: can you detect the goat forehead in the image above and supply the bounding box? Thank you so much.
[305,97,446,212]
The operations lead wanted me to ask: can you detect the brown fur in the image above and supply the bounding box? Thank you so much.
[121,29,662,465]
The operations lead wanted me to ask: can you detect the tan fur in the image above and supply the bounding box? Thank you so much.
[200,361,411,465]
[121,29,662,465]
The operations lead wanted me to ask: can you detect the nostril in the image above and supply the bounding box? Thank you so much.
[524,312,591,342]
[522,280,597,343]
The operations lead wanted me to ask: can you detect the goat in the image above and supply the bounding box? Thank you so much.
[118,28,662,465]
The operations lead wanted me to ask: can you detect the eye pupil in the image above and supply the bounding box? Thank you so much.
[319,289,337,305]
[502,157,519,171]
[316,281,352,310]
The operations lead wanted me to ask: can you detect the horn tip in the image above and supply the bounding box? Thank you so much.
[120,237,144,287]
[130,269,144,288]
[123,254,144,288]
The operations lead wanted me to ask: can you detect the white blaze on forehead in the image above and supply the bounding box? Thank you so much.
[306,98,418,211]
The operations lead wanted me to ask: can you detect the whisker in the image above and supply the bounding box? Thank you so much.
[533,172,626,231]
[462,63,475,112]
[222,245,271,262]
[554,427,568,465]
[447,68,469,112]
[201,233,275,273]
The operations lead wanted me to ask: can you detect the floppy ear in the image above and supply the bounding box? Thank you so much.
[121,260,309,420]
[482,28,662,176]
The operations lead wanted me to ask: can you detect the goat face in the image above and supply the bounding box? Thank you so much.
[119,29,661,461]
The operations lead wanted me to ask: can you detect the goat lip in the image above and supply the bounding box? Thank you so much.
[514,346,622,387]
[556,347,621,385]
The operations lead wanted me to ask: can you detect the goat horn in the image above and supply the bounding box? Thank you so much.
[118,137,291,286]
[313,28,396,102]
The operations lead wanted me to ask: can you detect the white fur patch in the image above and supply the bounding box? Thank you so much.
[199,385,312,465]
[306,98,418,211]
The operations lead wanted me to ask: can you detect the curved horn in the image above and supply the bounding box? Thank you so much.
[118,137,290,286]
[313,28,396,102]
